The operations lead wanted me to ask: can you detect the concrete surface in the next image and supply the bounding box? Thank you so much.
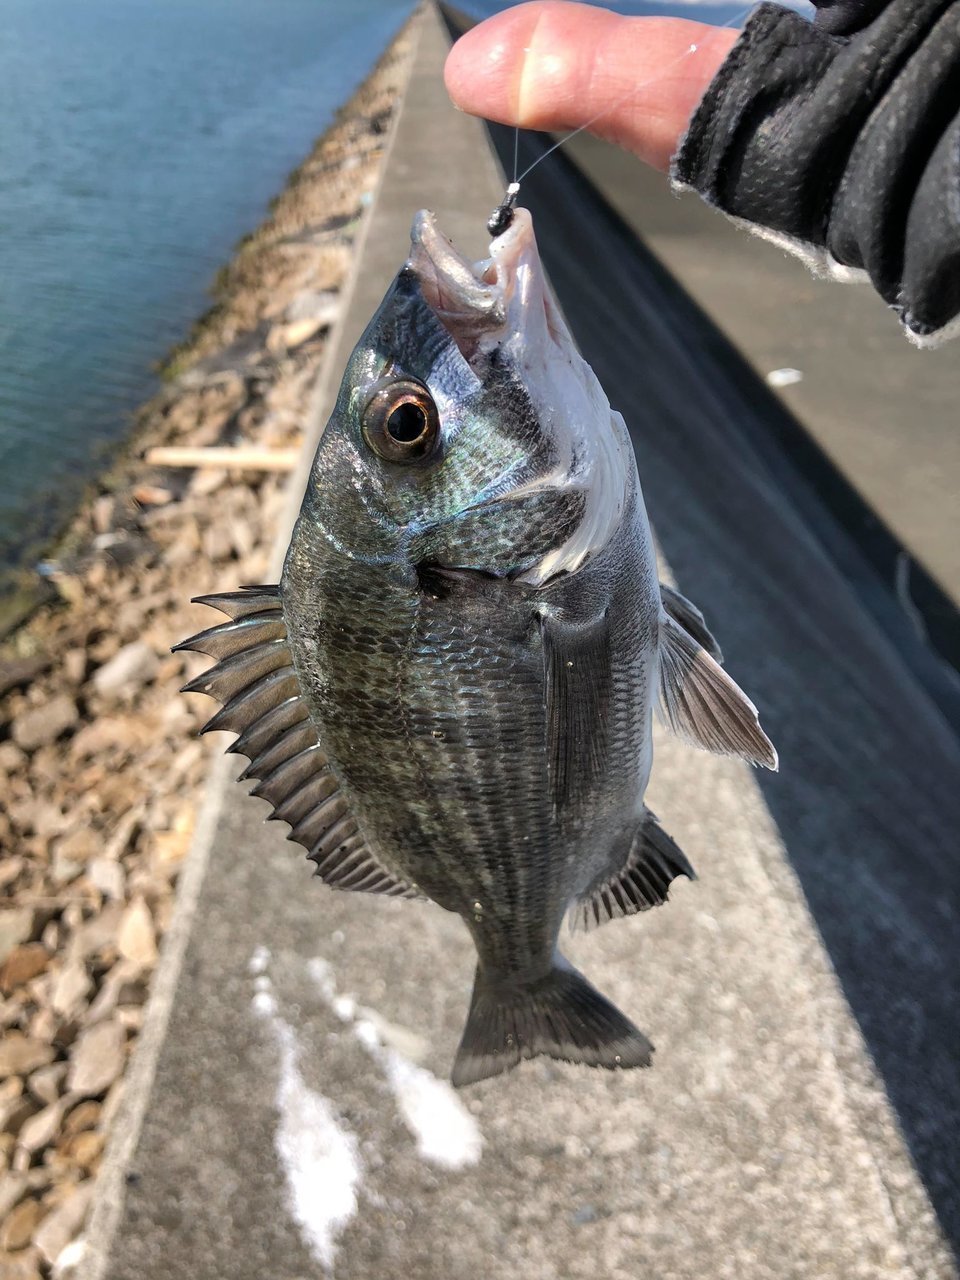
[80,6,959,1279]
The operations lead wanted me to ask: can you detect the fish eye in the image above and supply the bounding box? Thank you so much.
[361,378,440,463]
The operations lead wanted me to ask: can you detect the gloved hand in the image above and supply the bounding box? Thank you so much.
[673,0,960,344]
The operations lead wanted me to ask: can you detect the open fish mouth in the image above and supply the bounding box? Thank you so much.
[405,207,631,587]
[406,207,552,365]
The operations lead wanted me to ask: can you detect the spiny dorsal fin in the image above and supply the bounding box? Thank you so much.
[176,587,421,898]
[570,809,695,933]
[659,584,723,663]
[657,612,778,770]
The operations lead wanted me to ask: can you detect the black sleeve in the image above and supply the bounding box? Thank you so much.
[672,0,960,344]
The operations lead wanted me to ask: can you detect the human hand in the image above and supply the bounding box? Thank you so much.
[444,0,739,173]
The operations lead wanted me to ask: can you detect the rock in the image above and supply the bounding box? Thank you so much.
[200,524,233,563]
[49,848,84,887]
[62,650,87,685]
[16,1100,64,1155]
[91,642,158,700]
[85,961,145,1023]
[0,860,23,893]
[116,1007,143,1033]
[116,899,157,967]
[33,1183,93,1269]
[11,697,78,751]
[0,1081,36,1135]
[131,484,173,507]
[0,910,35,966]
[0,1078,24,1120]
[101,807,142,861]
[266,316,326,353]
[91,495,116,535]
[66,903,124,963]
[62,1101,100,1136]
[0,1174,28,1222]
[68,718,129,761]
[58,1130,103,1172]
[27,1006,57,1046]
[0,1248,43,1280]
[188,467,227,498]
[51,962,91,1020]
[54,831,98,866]
[0,1037,55,1080]
[0,1197,45,1251]
[86,859,124,901]
[0,945,49,995]
[0,945,49,997]
[0,742,27,772]
[151,828,191,871]
[26,1064,66,1108]
[39,922,60,952]
[284,288,339,325]
[0,654,51,700]
[66,1019,124,1096]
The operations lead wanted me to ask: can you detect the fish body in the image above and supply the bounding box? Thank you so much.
[180,208,776,1086]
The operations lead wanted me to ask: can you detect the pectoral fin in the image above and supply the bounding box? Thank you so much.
[571,809,695,932]
[657,612,778,770]
[538,607,612,813]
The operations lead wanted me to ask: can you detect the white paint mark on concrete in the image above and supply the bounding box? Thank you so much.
[355,1019,483,1168]
[251,957,361,1272]
[307,956,483,1170]
[248,945,271,975]
[766,366,804,388]
[252,989,277,1018]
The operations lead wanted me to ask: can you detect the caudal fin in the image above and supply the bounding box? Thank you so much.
[451,958,653,1087]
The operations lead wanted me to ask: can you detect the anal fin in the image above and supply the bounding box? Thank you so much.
[571,809,695,932]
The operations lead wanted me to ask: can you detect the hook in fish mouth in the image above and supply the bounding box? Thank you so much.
[405,208,538,363]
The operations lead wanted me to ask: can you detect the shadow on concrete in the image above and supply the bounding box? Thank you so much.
[473,115,960,1253]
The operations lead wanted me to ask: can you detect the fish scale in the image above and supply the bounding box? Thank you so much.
[180,207,776,1085]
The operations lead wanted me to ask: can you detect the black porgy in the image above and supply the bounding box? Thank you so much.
[178,208,777,1086]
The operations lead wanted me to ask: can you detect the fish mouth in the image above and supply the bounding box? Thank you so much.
[406,208,540,364]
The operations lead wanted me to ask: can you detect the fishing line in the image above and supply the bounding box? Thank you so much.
[487,1,758,236]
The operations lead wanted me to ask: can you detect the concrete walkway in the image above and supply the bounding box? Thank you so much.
[80,7,958,1279]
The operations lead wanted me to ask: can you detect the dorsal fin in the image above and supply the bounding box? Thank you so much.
[657,612,778,771]
[658,584,723,663]
[176,587,421,898]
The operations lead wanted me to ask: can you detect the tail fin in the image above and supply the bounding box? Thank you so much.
[451,957,653,1087]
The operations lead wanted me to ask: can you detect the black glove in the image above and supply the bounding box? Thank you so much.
[672,0,960,343]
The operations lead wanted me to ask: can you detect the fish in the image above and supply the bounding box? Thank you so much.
[177,207,777,1087]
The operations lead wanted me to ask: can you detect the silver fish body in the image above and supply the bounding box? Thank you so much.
[180,208,776,1086]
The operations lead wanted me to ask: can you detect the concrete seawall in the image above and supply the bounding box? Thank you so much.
[80,6,959,1278]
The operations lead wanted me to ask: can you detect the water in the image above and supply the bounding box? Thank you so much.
[0,0,812,594]
[0,0,411,588]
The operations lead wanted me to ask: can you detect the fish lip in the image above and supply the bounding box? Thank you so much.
[406,209,536,356]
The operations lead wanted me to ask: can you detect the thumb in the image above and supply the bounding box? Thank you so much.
[444,1,737,173]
